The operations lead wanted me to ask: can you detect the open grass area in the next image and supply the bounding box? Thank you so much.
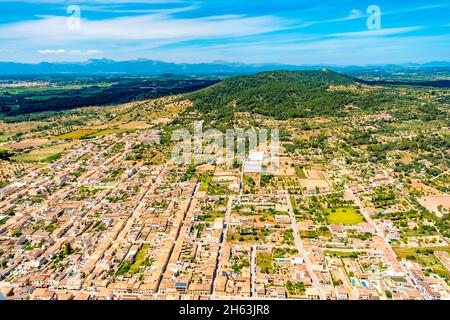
[12,142,76,163]
[324,250,360,258]
[256,252,273,274]
[129,244,150,274]
[294,165,307,178]
[290,196,298,211]
[199,210,225,222]
[300,226,332,239]
[0,134,13,142]
[326,207,364,225]
[199,182,209,192]
[53,129,98,140]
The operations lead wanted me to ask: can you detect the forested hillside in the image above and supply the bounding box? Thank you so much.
[186,70,448,124]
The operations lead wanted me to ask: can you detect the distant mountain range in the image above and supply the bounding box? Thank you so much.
[0,59,450,76]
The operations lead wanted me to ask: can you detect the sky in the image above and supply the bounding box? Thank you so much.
[0,0,449,65]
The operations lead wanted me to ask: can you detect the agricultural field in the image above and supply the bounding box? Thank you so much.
[12,142,76,163]
[6,138,50,149]
[393,247,450,282]
[53,129,98,140]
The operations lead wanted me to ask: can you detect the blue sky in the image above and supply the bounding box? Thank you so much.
[0,0,449,64]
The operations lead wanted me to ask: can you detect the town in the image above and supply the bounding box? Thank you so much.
[0,89,448,300]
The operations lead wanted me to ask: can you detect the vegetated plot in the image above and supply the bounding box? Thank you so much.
[393,247,450,280]
[199,182,209,192]
[326,207,364,225]
[129,244,150,274]
[53,129,98,140]
[294,165,307,178]
[0,133,14,142]
[6,138,50,149]
[12,142,76,163]
[26,94,67,101]
[256,252,273,274]
[0,160,32,180]
[199,210,225,222]
[324,250,360,258]
[226,225,273,244]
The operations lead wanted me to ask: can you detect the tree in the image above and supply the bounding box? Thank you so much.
[385,290,393,299]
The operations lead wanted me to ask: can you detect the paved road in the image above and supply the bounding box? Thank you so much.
[250,245,257,297]
[284,190,326,300]
[212,195,234,295]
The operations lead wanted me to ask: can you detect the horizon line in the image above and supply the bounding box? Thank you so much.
[1,58,450,68]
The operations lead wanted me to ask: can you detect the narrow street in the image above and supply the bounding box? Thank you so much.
[345,185,426,298]
[212,195,234,295]
[285,190,326,300]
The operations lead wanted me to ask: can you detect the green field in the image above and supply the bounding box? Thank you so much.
[53,129,98,140]
[0,134,13,142]
[256,252,273,274]
[326,207,364,225]
[199,182,209,192]
[199,210,225,222]
[129,244,150,274]
[393,247,450,281]
[12,142,76,163]
[294,165,307,178]
[324,250,360,258]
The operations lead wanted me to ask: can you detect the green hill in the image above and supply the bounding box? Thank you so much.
[184,70,423,124]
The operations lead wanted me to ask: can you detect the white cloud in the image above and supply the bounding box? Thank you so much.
[347,10,363,20]
[37,49,102,55]
[68,49,103,55]
[0,13,293,44]
[330,26,424,38]
[152,33,450,66]
[37,49,66,54]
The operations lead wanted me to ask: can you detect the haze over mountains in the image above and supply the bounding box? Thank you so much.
[1,59,450,76]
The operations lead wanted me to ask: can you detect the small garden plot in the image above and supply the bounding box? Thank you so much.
[207,182,235,196]
[256,252,273,274]
[272,247,298,258]
[199,210,225,222]
[300,226,331,239]
[294,165,307,178]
